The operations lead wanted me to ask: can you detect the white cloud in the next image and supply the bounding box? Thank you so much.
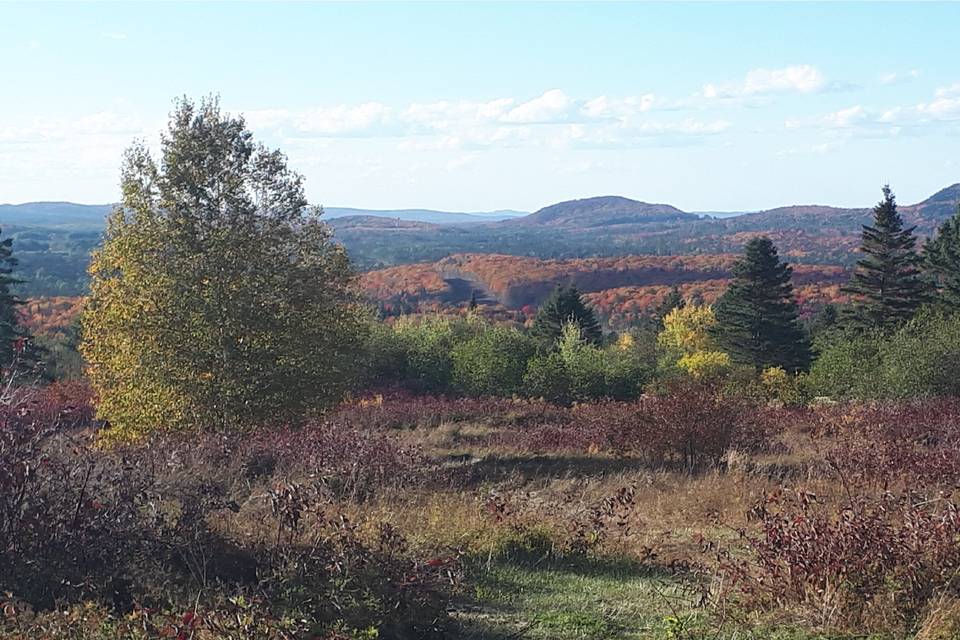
[823,105,869,128]
[703,65,826,99]
[581,94,659,118]
[101,31,128,41]
[879,69,920,85]
[936,83,960,98]
[502,89,573,123]
[880,95,960,125]
[240,90,732,149]
[295,103,393,136]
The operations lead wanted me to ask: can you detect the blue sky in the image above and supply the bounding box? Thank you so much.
[1,2,959,212]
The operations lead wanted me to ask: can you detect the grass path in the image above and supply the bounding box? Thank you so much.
[453,558,848,640]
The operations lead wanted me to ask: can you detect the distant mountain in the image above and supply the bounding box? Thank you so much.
[513,196,695,227]
[329,215,440,230]
[726,185,960,235]
[323,207,526,225]
[4,185,960,297]
[0,202,527,229]
[919,183,960,206]
[0,202,112,228]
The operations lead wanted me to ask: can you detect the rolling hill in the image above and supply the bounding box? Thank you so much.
[511,195,696,227]
[3,184,959,296]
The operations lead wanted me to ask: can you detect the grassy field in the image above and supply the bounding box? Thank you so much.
[4,388,960,639]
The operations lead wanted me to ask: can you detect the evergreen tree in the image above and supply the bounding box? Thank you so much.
[843,185,927,330]
[82,97,366,441]
[0,230,35,369]
[653,285,685,328]
[923,203,960,310]
[530,284,602,346]
[712,237,811,372]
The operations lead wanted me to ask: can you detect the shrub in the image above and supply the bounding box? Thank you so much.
[392,315,479,392]
[495,382,772,469]
[721,490,960,633]
[807,311,960,400]
[0,391,459,636]
[819,398,960,487]
[452,326,537,396]
[522,352,572,404]
[675,350,731,379]
[555,323,648,402]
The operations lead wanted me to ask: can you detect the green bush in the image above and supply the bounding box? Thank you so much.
[392,316,479,392]
[452,326,537,396]
[876,310,960,399]
[807,310,960,400]
[549,323,650,402]
[522,352,571,404]
[362,320,408,386]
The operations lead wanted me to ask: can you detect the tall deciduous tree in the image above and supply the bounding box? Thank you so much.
[712,237,811,372]
[530,284,602,346]
[843,185,927,330]
[923,204,960,310]
[82,97,366,440]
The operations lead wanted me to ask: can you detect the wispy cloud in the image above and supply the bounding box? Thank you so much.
[101,31,128,41]
[703,65,827,99]
[783,84,960,140]
[879,69,921,86]
[243,90,734,150]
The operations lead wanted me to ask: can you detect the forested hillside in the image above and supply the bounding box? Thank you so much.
[4,186,958,297]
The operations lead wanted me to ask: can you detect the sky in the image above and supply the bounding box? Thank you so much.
[1,2,959,213]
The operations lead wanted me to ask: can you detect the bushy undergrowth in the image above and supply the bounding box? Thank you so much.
[720,490,960,633]
[0,387,459,638]
[491,382,776,470]
[808,311,960,400]
[363,316,654,402]
[9,377,960,638]
[813,398,960,487]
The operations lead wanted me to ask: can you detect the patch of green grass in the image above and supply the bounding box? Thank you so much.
[454,556,884,640]
[456,556,702,639]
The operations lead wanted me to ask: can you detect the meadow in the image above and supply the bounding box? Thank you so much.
[5,382,960,639]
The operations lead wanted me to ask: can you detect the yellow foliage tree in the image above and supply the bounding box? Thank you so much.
[657,304,731,379]
[82,97,366,442]
[676,350,732,379]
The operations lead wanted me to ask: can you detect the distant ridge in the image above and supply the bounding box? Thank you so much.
[323,207,526,225]
[0,202,112,227]
[513,195,695,227]
[0,202,527,228]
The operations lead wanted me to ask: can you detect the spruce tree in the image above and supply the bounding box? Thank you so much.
[843,185,927,330]
[712,237,811,372]
[653,285,685,328]
[0,230,33,368]
[530,284,602,346]
[923,204,960,310]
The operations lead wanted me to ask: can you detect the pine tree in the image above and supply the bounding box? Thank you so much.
[843,185,927,330]
[653,285,685,328]
[530,284,602,346]
[0,230,35,369]
[712,237,811,372]
[923,203,960,310]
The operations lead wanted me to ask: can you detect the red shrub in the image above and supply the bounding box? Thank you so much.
[720,490,960,631]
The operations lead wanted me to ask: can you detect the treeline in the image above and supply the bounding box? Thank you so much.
[362,185,960,405]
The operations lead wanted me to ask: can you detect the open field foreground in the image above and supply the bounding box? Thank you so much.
[5,385,960,640]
